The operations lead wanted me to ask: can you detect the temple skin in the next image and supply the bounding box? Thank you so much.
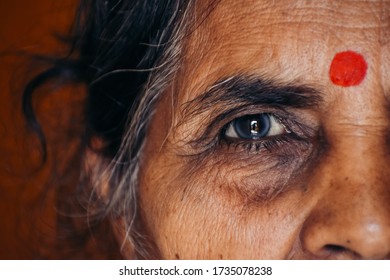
[113,0,390,259]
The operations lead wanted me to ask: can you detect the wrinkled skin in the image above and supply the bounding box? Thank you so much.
[128,0,390,259]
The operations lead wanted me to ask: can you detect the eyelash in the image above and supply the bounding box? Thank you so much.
[221,134,293,153]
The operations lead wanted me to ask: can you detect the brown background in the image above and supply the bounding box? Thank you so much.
[0,0,79,259]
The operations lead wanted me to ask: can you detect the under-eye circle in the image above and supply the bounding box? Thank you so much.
[225,114,287,140]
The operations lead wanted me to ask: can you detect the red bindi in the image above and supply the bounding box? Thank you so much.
[329,50,367,87]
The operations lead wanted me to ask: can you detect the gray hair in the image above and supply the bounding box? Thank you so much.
[89,1,195,259]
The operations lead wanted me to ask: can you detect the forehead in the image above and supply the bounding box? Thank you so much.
[179,0,390,101]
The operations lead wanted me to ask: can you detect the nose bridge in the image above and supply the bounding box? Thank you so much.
[324,129,390,222]
[328,126,387,184]
[300,124,390,259]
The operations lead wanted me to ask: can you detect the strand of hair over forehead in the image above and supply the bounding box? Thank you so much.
[95,0,196,258]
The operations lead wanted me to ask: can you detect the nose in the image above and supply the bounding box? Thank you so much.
[300,134,390,259]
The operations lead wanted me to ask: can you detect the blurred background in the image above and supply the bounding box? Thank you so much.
[0,0,81,259]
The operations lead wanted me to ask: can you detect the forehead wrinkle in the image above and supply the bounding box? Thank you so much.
[181,0,390,83]
[201,0,390,50]
[209,0,390,28]
[377,1,390,46]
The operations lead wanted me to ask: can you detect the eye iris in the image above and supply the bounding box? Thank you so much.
[233,114,270,139]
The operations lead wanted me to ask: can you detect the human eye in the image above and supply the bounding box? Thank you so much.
[224,113,289,140]
[217,111,313,156]
[181,107,316,161]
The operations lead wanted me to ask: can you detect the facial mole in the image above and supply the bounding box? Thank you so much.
[329,50,367,87]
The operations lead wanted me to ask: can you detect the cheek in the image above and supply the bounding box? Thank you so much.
[139,152,311,259]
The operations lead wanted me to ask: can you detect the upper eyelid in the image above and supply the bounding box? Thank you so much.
[180,75,322,123]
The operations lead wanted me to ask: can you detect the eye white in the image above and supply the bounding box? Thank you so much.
[268,115,287,136]
[225,114,287,139]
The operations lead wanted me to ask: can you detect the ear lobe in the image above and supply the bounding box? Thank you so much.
[83,143,111,201]
[83,143,136,259]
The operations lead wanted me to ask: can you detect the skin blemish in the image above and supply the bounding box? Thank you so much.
[329,50,368,87]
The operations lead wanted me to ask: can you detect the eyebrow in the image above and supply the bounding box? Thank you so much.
[182,75,323,117]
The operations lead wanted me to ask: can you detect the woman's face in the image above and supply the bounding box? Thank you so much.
[136,0,390,259]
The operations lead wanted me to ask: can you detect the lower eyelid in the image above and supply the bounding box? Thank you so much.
[219,123,315,156]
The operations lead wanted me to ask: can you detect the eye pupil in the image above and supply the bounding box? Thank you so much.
[233,114,270,139]
[250,120,260,134]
